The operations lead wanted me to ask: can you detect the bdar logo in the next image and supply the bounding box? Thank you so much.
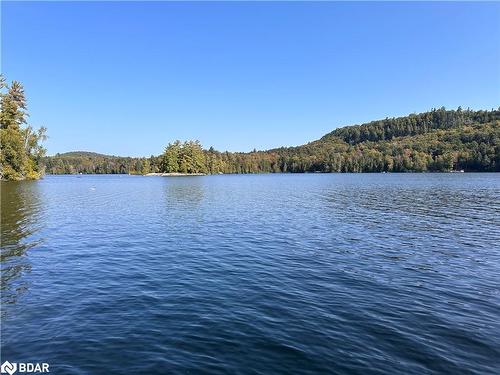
[0,361,48,374]
[1,361,17,375]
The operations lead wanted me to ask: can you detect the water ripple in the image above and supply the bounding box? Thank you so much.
[1,174,499,374]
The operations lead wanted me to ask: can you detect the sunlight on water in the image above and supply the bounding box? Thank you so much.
[1,174,500,374]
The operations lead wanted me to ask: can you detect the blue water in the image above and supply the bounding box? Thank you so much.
[1,174,499,374]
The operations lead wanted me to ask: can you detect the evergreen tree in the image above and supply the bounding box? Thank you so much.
[162,140,181,172]
[0,77,47,180]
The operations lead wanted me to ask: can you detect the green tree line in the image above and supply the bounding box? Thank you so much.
[42,152,154,175]
[43,107,500,175]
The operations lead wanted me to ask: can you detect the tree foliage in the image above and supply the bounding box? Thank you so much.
[42,152,151,175]
[43,108,500,175]
[0,77,47,180]
[161,140,206,174]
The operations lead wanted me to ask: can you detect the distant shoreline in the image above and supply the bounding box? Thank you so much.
[41,109,500,176]
[144,172,206,177]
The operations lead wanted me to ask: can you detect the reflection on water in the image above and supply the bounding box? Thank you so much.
[163,177,205,208]
[159,178,208,231]
[1,181,44,306]
[1,174,499,374]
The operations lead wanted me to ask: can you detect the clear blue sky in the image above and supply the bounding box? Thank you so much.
[2,1,499,157]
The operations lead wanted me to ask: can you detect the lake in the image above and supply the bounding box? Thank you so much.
[1,174,499,374]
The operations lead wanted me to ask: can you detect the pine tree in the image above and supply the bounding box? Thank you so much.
[161,140,181,172]
[0,76,47,180]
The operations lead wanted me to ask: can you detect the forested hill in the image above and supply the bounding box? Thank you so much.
[43,107,500,174]
[321,107,500,145]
